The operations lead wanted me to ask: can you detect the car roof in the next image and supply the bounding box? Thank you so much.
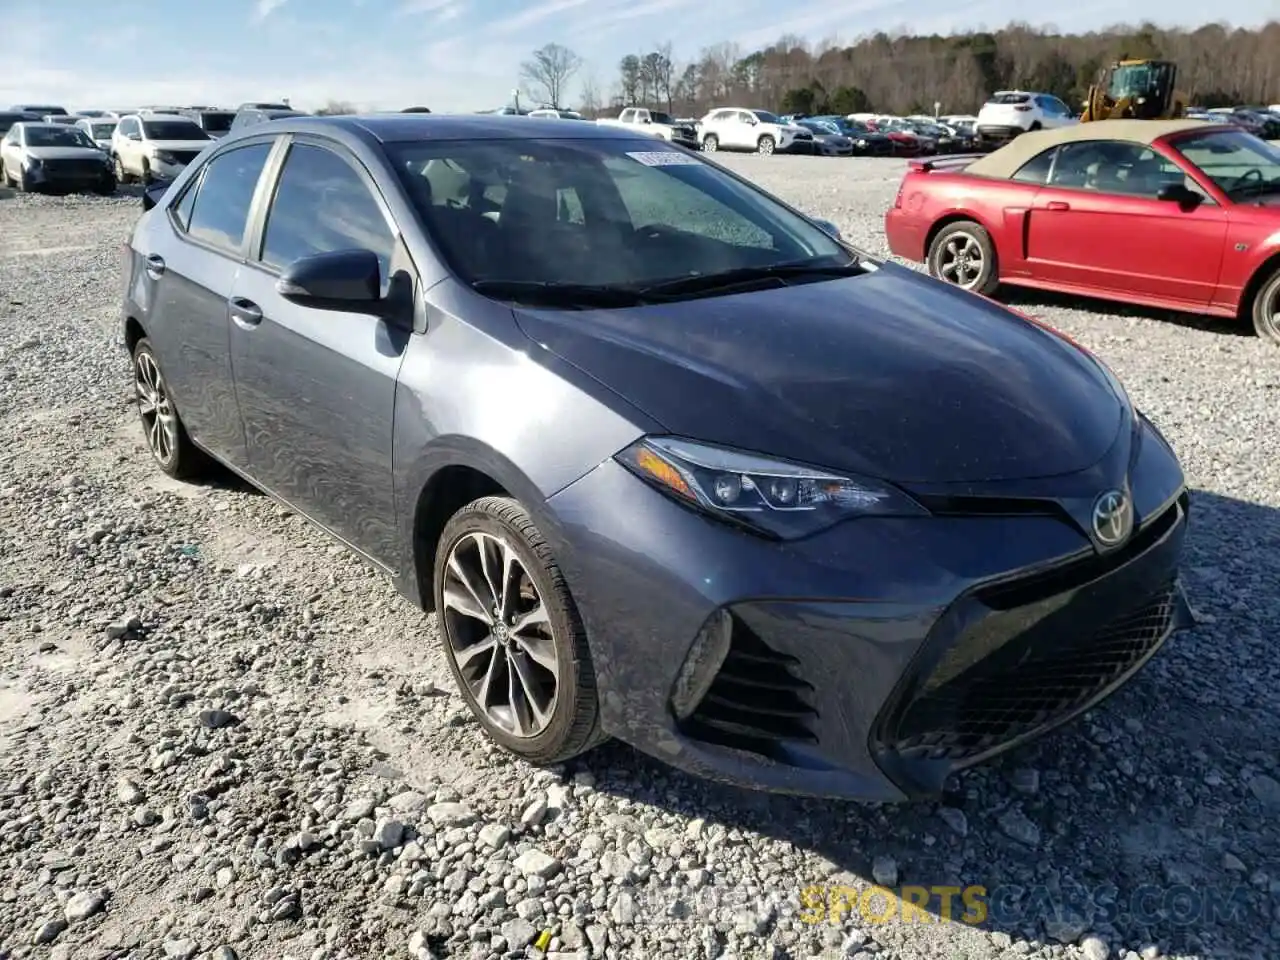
[222,113,659,143]
[962,119,1231,179]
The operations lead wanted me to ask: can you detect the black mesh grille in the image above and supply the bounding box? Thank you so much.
[680,619,818,759]
[44,158,105,177]
[169,150,203,165]
[888,581,1178,762]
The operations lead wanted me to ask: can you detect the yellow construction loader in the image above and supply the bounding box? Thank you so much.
[1081,59,1188,122]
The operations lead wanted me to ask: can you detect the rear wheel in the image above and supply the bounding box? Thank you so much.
[131,338,209,479]
[1249,267,1280,346]
[702,134,718,152]
[927,221,999,295]
[433,496,606,764]
[757,135,775,155]
[1028,121,1042,131]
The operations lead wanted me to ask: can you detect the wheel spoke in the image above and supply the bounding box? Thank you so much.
[454,634,497,668]
[513,628,557,673]
[508,650,549,736]
[511,604,549,636]
[444,551,494,625]
[497,540,522,620]
[472,534,504,616]
[474,645,502,708]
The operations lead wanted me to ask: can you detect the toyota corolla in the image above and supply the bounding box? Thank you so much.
[120,115,1191,800]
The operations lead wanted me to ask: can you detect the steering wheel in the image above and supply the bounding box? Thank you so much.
[1232,168,1264,193]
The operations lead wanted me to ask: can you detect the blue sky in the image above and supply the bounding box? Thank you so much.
[4,0,1276,113]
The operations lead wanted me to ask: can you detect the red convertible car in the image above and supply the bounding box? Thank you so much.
[884,119,1280,345]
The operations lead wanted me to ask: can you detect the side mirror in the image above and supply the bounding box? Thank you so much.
[813,218,842,240]
[142,179,172,211]
[1156,182,1199,205]
[276,249,385,313]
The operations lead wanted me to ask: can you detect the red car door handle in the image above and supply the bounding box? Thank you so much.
[1045,201,1070,211]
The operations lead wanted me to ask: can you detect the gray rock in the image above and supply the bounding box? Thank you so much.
[374,818,406,849]
[426,801,474,826]
[342,797,377,822]
[501,917,537,947]
[198,708,240,729]
[64,890,105,921]
[33,918,67,944]
[871,855,898,887]
[116,776,145,805]
[163,939,200,959]
[998,808,1041,847]
[1080,934,1111,960]
[1248,774,1280,807]
[938,807,968,837]
[513,848,561,878]
[477,822,510,849]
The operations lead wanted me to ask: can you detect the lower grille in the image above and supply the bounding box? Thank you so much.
[45,159,105,178]
[680,617,817,759]
[888,580,1178,763]
[167,150,202,165]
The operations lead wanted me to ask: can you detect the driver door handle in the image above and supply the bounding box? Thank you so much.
[1045,201,1070,211]
[144,254,165,278]
[228,297,262,327]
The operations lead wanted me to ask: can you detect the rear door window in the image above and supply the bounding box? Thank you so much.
[185,142,273,252]
[1013,147,1057,184]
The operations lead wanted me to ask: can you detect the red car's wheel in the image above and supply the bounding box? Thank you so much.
[927,221,999,295]
[1250,267,1280,347]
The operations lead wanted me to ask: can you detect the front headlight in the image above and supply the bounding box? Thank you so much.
[616,436,927,539]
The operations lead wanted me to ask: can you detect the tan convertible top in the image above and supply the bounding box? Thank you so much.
[963,119,1230,179]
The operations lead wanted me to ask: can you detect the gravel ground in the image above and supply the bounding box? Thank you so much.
[1,157,1278,960]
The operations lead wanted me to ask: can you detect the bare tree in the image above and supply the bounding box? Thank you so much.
[316,100,357,115]
[519,43,584,109]
[579,70,603,116]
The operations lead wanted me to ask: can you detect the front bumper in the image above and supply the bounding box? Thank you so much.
[546,419,1190,801]
[23,161,115,192]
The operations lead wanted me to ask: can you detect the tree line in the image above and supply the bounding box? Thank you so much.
[519,21,1280,119]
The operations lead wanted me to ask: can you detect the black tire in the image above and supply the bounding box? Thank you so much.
[1029,121,1042,131]
[130,338,209,480]
[1249,267,1280,346]
[433,496,606,764]
[757,135,775,155]
[140,160,152,186]
[927,221,1000,295]
[114,155,129,184]
[701,134,718,152]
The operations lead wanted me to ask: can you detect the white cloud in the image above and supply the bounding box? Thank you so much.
[252,0,288,22]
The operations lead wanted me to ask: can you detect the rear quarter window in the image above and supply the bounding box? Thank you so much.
[1012,147,1057,184]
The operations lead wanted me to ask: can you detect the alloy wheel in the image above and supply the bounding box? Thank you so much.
[1263,282,1280,342]
[938,231,985,289]
[134,351,178,466]
[440,531,559,738]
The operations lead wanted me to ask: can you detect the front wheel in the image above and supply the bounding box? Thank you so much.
[1249,267,1280,346]
[701,134,718,152]
[927,221,999,295]
[433,496,606,764]
[757,135,775,155]
[114,155,129,184]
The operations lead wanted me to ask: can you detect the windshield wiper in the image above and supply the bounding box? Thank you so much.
[471,279,654,309]
[638,258,866,297]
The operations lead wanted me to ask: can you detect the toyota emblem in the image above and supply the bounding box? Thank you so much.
[1091,489,1133,548]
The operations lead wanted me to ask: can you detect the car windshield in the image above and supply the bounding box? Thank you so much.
[142,120,208,140]
[390,138,856,294]
[89,122,117,137]
[1172,129,1280,199]
[200,112,235,132]
[25,126,97,148]
[751,110,782,124]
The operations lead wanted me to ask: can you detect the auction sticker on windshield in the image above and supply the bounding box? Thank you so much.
[627,151,701,166]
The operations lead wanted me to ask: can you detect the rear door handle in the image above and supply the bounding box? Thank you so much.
[1045,201,1071,211]
[144,254,165,278]
[228,297,262,327]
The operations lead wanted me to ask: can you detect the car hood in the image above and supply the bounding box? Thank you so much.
[26,146,105,160]
[512,265,1123,484]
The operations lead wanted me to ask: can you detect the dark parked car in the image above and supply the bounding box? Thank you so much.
[121,115,1191,800]
[228,107,306,132]
[809,116,894,155]
[180,108,237,138]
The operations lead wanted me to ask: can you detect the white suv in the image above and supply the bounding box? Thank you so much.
[975,91,1076,144]
[110,113,211,184]
[698,108,803,155]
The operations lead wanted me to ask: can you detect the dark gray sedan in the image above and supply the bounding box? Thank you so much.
[121,115,1191,801]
